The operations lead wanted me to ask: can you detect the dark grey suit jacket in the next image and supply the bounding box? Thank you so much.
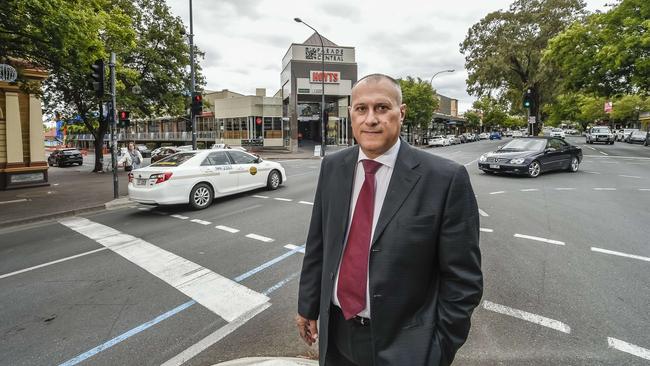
[298,141,483,366]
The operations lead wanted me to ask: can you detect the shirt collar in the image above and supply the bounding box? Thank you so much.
[357,138,400,169]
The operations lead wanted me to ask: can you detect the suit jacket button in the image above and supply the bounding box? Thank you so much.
[330,272,334,280]
[371,248,381,252]
[373,294,382,298]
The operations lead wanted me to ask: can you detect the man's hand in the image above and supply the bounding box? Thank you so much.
[295,314,318,346]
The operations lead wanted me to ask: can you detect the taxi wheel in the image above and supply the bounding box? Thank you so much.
[189,183,213,210]
[267,170,281,190]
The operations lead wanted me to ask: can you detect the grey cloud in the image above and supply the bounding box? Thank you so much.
[319,2,361,21]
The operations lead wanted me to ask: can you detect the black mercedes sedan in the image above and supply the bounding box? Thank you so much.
[478,137,582,178]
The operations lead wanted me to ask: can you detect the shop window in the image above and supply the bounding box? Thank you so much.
[264,117,283,138]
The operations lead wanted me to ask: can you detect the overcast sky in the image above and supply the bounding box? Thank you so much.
[166,0,610,113]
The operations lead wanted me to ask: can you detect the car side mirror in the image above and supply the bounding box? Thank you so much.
[545,148,556,153]
[497,145,503,150]
[254,156,261,164]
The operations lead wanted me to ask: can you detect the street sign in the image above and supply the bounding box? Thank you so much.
[528,116,536,124]
[314,145,321,157]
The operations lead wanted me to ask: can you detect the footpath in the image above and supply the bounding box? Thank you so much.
[0,146,327,229]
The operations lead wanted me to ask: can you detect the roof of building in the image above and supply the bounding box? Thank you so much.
[303,32,338,47]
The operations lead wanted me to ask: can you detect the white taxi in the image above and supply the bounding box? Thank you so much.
[128,149,287,210]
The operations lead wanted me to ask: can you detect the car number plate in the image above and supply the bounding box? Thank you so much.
[136,178,147,186]
[489,164,500,169]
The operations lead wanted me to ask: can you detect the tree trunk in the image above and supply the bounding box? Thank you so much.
[92,124,108,172]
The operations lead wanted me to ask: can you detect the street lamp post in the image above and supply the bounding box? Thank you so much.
[294,17,326,158]
[189,0,197,150]
[428,69,455,141]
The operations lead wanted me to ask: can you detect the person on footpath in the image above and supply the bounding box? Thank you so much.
[296,73,483,366]
[118,142,143,171]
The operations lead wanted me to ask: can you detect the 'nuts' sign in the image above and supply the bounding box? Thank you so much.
[310,71,340,84]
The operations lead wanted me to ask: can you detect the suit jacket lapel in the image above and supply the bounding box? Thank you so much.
[372,142,421,245]
[332,146,359,252]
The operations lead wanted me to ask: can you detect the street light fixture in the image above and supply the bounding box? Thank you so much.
[429,69,455,85]
[294,17,326,157]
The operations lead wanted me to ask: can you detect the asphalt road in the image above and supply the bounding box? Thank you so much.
[1,137,648,365]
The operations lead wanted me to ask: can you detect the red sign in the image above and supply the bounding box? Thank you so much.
[604,101,613,113]
[256,117,262,125]
[310,71,340,84]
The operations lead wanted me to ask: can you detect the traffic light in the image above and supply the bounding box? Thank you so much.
[118,110,130,128]
[191,92,203,114]
[90,60,105,97]
[523,88,533,109]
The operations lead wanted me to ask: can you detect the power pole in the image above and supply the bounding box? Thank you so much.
[189,0,197,150]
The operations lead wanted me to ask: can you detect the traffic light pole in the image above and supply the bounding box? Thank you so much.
[110,52,119,199]
[189,0,197,150]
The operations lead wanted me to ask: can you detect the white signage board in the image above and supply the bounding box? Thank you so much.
[528,116,536,124]
[314,145,321,157]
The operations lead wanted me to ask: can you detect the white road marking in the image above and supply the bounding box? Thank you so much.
[0,198,29,205]
[245,233,274,243]
[160,303,271,366]
[607,337,650,361]
[555,188,576,191]
[137,207,152,211]
[583,171,601,174]
[520,188,539,192]
[170,214,189,219]
[619,175,641,179]
[480,228,494,233]
[483,300,571,334]
[586,146,597,150]
[489,191,505,195]
[252,195,269,199]
[580,155,650,160]
[591,247,650,262]
[284,244,306,253]
[640,188,650,191]
[273,197,292,202]
[464,159,478,166]
[0,248,108,280]
[215,225,239,233]
[601,161,617,164]
[593,188,616,191]
[299,201,314,206]
[599,151,609,156]
[190,219,211,225]
[59,217,269,322]
[514,234,565,246]
[478,208,489,217]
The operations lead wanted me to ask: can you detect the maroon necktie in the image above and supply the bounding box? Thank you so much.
[338,159,383,320]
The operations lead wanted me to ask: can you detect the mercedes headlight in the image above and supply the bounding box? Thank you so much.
[510,158,525,164]
[479,154,487,162]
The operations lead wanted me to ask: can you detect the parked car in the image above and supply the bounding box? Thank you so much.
[478,137,582,178]
[489,132,502,140]
[47,148,83,167]
[628,130,648,144]
[586,126,615,144]
[428,136,450,147]
[618,128,638,142]
[512,131,523,138]
[150,147,182,163]
[446,135,460,145]
[128,149,287,210]
[136,144,151,158]
[478,132,490,140]
[550,128,566,139]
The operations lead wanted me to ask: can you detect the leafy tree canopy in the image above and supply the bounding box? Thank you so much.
[399,76,438,132]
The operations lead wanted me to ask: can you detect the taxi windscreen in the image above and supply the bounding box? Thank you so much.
[150,152,196,167]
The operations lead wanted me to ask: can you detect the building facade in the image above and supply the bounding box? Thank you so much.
[281,33,358,151]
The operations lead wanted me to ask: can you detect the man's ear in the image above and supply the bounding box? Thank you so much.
[400,104,407,123]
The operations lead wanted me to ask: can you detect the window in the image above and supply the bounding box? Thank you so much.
[201,151,231,166]
[151,152,196,167]
[228,151,257,164]
[548,139,563,150]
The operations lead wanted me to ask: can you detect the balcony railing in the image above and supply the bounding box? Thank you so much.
[69,131,218,141]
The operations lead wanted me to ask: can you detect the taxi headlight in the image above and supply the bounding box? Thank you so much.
[479,154,487,162]
[510,158,525,164]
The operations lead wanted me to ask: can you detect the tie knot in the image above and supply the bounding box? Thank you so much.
[361,159,382,175]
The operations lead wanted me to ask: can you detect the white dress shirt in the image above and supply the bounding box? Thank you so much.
[333,138,401,318]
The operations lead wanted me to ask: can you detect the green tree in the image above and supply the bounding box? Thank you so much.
[544,93,582,127]
[577,95,608,130]
[460,0,586,133]
[609,95,650,126]
[463,110,482,131]
[472,96,508,130]
[544,0,650,96]
[399,77,438,144]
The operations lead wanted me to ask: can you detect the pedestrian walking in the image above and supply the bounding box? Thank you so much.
[118,142,143,171]
[296,73,483,366]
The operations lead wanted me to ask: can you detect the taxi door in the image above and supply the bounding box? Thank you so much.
[200,151,238,195]
[227,150,265,190]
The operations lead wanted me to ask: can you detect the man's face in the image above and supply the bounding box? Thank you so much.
[349,79,406,159]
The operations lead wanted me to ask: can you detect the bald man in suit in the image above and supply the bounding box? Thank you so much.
[296,74,482,366]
